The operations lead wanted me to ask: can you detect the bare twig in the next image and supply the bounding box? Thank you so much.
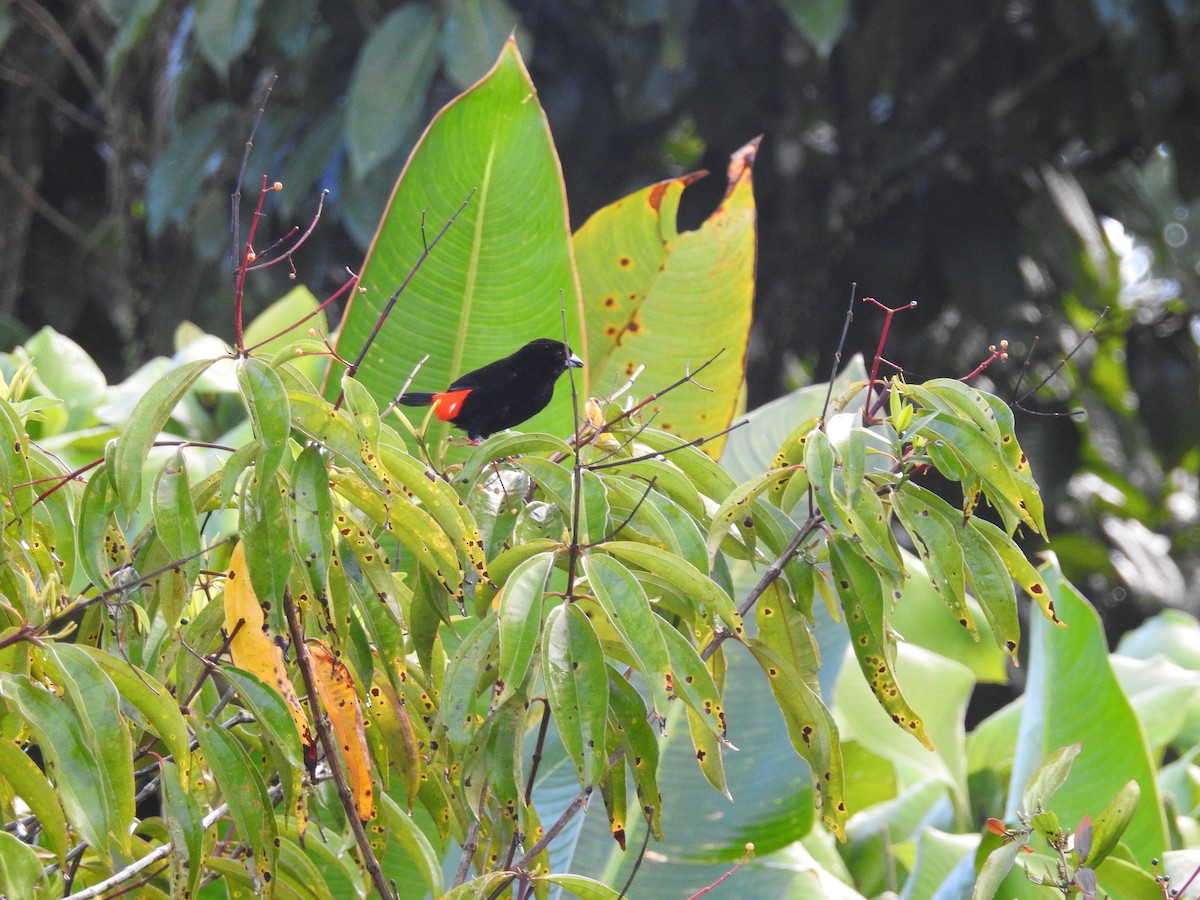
[231,73,278,277]
[1013,307,1108,411]
[335,189,477,410]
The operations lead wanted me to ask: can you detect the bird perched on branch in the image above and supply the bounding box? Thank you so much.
[397,338,583,440]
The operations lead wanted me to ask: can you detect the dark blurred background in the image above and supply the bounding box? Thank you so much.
[3,0,1199,640]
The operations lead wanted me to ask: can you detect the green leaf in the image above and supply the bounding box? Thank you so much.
[0,831,44,897]
[581,553,673,718]
[891,483,977,639]
[220,664,306,808]
[707,468,797,562]
[803,427,844,529]
[830,534,933,749]
[535,873,627,900]
[1021,743,1081,814]
[633,426,739,503]
[151,448,201,604]
[23,326,106,431]
[194,0,264,77]
[576,140,758,456]
[914,411,1037,535]
[458,432,574,487]
[66,648,189,777]
[972,832,1028,900]
[1003,560,1166,864]
[0,738,69,864]
[1086,780,1140,868]
[76,462,119,590]
[379,440,491,585]
[237,357,291,482]
[605,669,663,839]
[657,619,727,741]
[544,602,609,786]
[340,39,584,447]
[45,644,138,847]
[193,713,279,891]
[742,638,846,839]
[496,551,555,704]
[238,468,291,627]
[346,4,440,177]
[113,358,216,514]
[603,540,743,638]
[0,673,114,856]
[158,757,205,899]
[971,517,1062,626]
[439,613,500,750]
[377,792,444,898]
[289,442,335,627]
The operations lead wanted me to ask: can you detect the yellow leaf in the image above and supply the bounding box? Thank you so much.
[576,138,758,456]
[307,642,375,821]
[223,542,313,749]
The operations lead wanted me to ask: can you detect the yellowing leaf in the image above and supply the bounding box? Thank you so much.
[307,641,375,821]
[223,542,312,749]
[576,138,758,456]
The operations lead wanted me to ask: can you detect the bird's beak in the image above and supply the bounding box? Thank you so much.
[567,353,583,368]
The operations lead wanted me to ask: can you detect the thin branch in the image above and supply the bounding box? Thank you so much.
[822,282,857,425]
[335,190,477,409]
[61,792,246,899]
[1013,307,1108,410]
[589,476,658,546]
[0,154,91,245]
[585,420,747,471]
[231,74,278,278]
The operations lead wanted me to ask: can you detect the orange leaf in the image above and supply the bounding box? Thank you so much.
[223,542,313,748]
[307,641,375,821]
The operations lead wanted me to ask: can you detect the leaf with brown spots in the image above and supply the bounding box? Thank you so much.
[576,139,758,457]
[743,637,847,840]
[830,534,934,751]
[307,641,375,821]
[223,542,313,750]
[971,517,1065,627]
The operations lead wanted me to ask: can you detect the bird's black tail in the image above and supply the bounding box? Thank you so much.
[396,392,436,407]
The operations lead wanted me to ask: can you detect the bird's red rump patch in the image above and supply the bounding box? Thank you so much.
[432,389,472,421]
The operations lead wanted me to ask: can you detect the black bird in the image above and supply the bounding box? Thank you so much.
[397,338,583,440]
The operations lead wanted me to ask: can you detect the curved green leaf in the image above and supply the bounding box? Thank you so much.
[0,738,69,864]
[193,713,278,891]
[581,553,673,718]
[544,602,609,786]
[114,358,216,514]
[237,356,291,482]
[830,534,933,750]
[158,757,205,899]
[496,550,555,704]
[603,540,743,638]
[0,830,44,897]
[0,673,113,856]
